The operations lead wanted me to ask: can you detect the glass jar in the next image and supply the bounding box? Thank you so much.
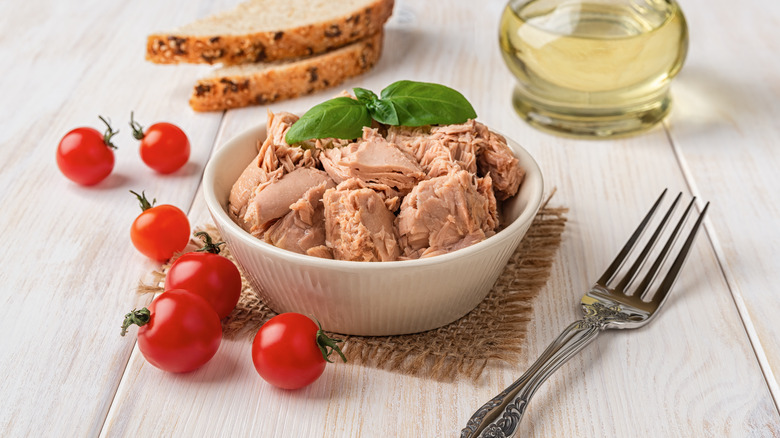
[499,0,688,138]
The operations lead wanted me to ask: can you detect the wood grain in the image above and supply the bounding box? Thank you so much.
[665,0,780,403]
[102,1,778,437]
[0,0,226,436]
[1,0,778,436]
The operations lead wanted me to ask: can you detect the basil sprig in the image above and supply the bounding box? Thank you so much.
[284,80,477,144]
[354,87,399,125]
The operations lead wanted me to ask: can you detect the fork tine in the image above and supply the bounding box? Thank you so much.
[615,192,682,293]
[648,202,710,307]
[634,197,697,301]
[597,189,668,286]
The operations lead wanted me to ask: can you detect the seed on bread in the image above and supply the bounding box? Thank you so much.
[146,0,394,65]
[189,32,383,111]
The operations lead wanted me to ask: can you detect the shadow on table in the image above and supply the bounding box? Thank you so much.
[669,65,777,145]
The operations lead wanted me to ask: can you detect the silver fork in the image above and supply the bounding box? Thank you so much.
[461,190,710,438]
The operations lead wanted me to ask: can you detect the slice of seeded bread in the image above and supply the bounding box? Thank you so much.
[147,0,393,65]
[189,31,383,112]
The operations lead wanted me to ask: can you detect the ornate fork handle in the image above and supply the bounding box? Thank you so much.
[461,303,625,438]
[460,193,709,437]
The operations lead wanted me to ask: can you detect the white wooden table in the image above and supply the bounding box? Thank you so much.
[1,0,779,436]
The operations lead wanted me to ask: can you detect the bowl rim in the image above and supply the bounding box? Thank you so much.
[203,123,545,270]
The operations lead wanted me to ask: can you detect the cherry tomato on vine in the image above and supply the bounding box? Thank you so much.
[56,116,118,186]
[130,112,190,174]
[251,313,346,389]
[121,289,222,373]
[165,232,242,319]
[129,190,190,261]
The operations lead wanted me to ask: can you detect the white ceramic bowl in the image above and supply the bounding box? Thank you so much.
[203,124,544,335]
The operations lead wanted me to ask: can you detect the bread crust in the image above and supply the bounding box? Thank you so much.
[189,32,383,112]
[147,0,393,65]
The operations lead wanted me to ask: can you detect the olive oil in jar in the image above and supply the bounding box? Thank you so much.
[499,0,688,137]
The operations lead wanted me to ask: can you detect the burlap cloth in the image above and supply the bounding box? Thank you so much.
[138,197,566,381]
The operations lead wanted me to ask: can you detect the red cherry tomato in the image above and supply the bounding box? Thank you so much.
[129,191,190,261]
[251,313,346,389]
[165,232,242,319]
[56,116,118,185]
[130,112,190,174]
[121,289,222,373]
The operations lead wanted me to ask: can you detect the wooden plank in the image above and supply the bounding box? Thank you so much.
[0,0,226,436]
[665,0,780,404]
[100,0,779,436]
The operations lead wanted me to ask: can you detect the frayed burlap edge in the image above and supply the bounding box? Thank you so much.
[137,194,566,382]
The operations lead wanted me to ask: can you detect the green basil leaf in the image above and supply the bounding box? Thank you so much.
[353,87,378,106]
[368,99,400,125]
[284,97,372,144]
[354,87,399,125]
[380,80,477,127]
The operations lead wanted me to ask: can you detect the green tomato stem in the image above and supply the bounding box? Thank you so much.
[315,321,347,363]
[194,231,225,254]
[120,308,151,336]
[129,190,156,212]
[129,111,145,140]
[98,115,119,149]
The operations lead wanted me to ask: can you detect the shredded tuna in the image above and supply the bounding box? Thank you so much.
[396,170,496,259]
[427,122,479,175]
[386,124,478,177]
[477,174,499,232]
[323,179,401,262]
[257,111,319,173]
[264,180,334,258]
[329,177,402,213]
[306,245,334,259]
[384,125,430,159]
[228,110,319,228]
[434,120,523,200]
[228,154,273,225]
[387,120,524,200]
[320,127,424,195]
[300,137,351,151]
[477,128,524,200]
[243,167,333,236]
[229,113,525,260]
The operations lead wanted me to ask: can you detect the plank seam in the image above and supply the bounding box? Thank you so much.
[184,111,231,216]
[96,110,228,438]
[663,120,780,414]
